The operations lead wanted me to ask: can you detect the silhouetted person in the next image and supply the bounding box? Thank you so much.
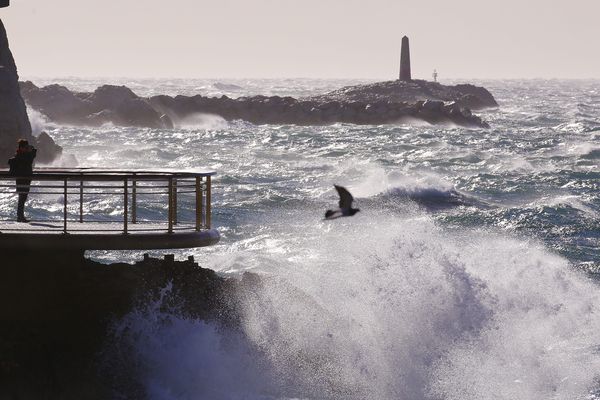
[325,185,360,219]
[8,139,36,222]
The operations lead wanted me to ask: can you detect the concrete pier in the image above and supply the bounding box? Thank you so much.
[0,168,220,250]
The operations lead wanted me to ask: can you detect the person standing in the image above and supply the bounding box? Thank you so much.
[8,139,37,222]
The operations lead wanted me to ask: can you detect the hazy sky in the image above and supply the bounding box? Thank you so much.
[2,0,599,79]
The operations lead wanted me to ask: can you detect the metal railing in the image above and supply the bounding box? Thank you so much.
[0,168,215,234]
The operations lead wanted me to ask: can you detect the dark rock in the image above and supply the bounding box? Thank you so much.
[421,99,444,112]
[20,82,92,123]
[311,79,498,110]
[159,113,174,129]
[114,97,164,128]
[21,83,166,129]
[34,131,63,164]
[21,78,497,129]
[452,84,498,108]
[85,85,138,112]
[86,109,115,126]
[0,20,61,165]
[0,251,240,399]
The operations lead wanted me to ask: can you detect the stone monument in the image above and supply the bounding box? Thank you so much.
[399,35,411,81]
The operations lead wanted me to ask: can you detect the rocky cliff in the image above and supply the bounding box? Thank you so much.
[0,19,61,165]
[0,251,242,399]
[20,79,498,129]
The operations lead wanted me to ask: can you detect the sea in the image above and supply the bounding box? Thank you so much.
[8,78,600,399]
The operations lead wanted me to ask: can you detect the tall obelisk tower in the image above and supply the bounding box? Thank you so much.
[399,36,411,81]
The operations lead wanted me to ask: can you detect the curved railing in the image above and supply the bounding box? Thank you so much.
[0,167,214,235]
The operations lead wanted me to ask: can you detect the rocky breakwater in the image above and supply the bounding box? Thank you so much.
[0,19,61,164]
[21,79,497,129]
[19,82,174,129]
[0,251,247,399]
[313,79,498,110]
[149,79,496,128]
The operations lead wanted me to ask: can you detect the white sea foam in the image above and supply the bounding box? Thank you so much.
[26,106,49,136]
[335,163,456,200]
[113,210,600,400]
[176,113,229,130]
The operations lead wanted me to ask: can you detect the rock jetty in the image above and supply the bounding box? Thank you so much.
[312,79,498,110]
[19,82,174,129]
[20,79,497,129]
[0,19,61,165]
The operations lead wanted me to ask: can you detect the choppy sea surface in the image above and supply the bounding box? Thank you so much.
[7,78,600,399]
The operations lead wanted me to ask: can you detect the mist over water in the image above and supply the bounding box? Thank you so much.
[8,78,600,398]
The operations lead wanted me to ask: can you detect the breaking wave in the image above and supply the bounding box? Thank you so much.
[112,211,600,400]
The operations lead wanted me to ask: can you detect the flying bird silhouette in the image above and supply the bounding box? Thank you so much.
[325,185,360,219]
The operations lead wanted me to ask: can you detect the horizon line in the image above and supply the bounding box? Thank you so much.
[19,75,600,82]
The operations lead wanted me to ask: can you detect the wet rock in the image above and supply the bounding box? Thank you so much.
[452,84,498,109]
[85,85,138,112]
[312,79,498,110]
[421,99,444,112]
[0,20,61,164]
[86,109,115,126]
[34,131,63,164]
[22,78,496,129]
[20,83,167,129]
[114,97,164,128]
[144,88,492,128]
[0,251,241,399]
[20,82,92,123]
[159,113,173,129]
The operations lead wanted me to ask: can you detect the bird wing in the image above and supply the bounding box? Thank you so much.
[334,185,354,209]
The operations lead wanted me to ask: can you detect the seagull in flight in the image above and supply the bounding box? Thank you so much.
[325,185,360,219]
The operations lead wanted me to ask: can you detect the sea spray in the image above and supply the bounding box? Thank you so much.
[176,113,229,130]
[107,282,275,400]
[26,107,49,137]
[112,210,600,399]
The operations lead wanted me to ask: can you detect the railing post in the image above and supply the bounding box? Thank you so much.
[63,178,68,234]
[195,177,201,231]
[167,177,173,234]
[173,178,178,225]
[79,176,84,223]
[206,175,212,229]
[132,174,137,224]
[123,178,128,234]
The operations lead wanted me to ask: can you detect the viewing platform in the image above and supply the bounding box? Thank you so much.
[0,168,219,250]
